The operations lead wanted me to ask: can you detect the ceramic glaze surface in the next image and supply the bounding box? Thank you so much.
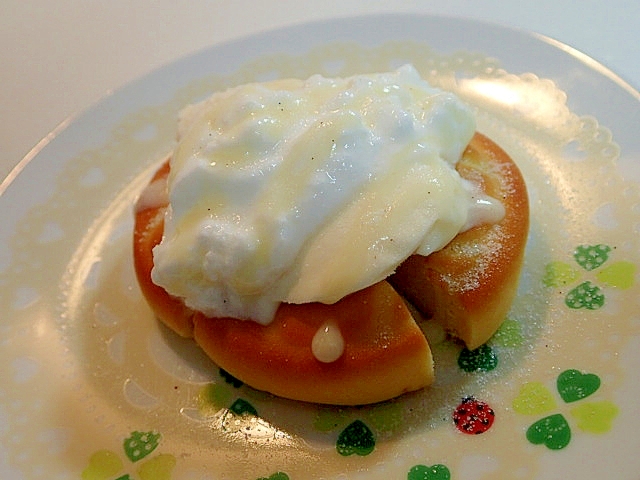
[1,16,639,480]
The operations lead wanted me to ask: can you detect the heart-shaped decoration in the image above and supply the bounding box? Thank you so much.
[229,398,258,416]
[407,464,451,480]
[596,261,636,289]
[564,281,604,310]
[219,368,244,387]
[457,344,498,372]
[364,400,404,433]
[570,401,619,434]
[82,450,123,480]
[557,369,601,403]
[313,407,349,432]
[256,472,290,480]
[526,414,571,450]
[574,244,611,271]
[512,382,557,415]
[198,383,232,413]
[137,454,177,480]
[543,261,580,287]
[491,318,524,347]
[336,420,376,456]
[123,431,161,463]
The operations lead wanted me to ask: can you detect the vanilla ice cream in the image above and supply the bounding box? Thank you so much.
[150,65,503,323]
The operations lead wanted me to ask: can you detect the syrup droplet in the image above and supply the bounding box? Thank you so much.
[311,320,344,363]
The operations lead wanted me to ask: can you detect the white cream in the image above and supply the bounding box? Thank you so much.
[135,176,169,213]
[151,65,503,324]
[311,321,345,363]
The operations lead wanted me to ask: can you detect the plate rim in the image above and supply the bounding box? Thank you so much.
[2,12,639,198]
[1,12,640,479]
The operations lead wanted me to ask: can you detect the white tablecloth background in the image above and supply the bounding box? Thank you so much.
[2,0,639,183]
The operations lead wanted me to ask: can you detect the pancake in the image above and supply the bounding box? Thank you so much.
[133,132,528,405]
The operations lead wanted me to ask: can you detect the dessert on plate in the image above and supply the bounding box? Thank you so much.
[133,65,529,405]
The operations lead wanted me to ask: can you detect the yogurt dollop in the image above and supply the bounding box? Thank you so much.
[151,65,502,324]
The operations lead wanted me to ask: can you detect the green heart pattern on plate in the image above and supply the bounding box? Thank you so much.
[82,431,176,480]
[256,473,290,480]
[514,369,619,450]
[457,344,498,372]
[557,369,601,403]
[526,414,572,450]
[229,397,259,416]
[544,243,636,310]
[336,420,376,456]
[123,431,161,463]
[512,382,557,416]
[407,464,451,480]
[79,240,631,477]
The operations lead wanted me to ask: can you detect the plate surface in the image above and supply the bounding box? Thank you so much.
[1,14,639,480]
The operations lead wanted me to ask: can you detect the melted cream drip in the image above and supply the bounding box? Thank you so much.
[311,321,345,363]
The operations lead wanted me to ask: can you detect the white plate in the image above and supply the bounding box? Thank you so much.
[1,14,639,480]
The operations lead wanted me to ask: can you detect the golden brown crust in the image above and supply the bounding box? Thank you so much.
[390,132,529,349]
[193,281,433,405]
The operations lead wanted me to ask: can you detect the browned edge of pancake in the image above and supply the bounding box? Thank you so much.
[390,132,529,350]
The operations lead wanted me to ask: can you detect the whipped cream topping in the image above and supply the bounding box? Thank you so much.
[150,65,503,324]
